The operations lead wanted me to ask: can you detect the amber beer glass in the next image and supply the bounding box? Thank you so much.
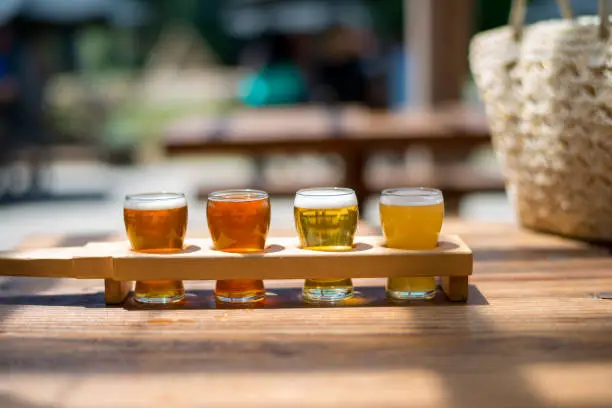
[207,189,270,304]
[123,192,188,304]
[294,187,358,302]
[380,188,444,300]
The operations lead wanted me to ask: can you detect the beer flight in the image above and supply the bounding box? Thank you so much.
[123,187,444,305]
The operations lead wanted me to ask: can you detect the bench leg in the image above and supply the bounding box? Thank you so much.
[441,276,469,302]
[104,279,132,305]
[343,150,367,210]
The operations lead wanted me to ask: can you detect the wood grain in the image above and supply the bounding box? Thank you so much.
[1,220,611,408]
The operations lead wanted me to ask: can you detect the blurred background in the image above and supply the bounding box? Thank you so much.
[0,0,599,249]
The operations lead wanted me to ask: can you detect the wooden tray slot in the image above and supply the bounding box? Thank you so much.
[0,235,473,304]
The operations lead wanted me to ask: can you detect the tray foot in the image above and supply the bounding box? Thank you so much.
[104,279,132,305]
[441,276,468,302]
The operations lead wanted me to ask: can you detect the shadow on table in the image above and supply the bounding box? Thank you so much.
[0,285,488,309]
[0,393,56,408]
[58,233,123,247]
[0,291,107,308]
[150,285,488,310]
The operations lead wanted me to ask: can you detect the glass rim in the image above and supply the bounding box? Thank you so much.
[295,187,355,197]
[207,189,269,202]
[381,188,443,198]
[124,192,186,201]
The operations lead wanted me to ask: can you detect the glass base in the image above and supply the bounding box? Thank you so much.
[386,277,436,301]
[215,280,265,304]
[302,278,354,303]
[386,289,437,301]
[215,293,265,304]
[134,293,185,304]
[134,280,185,304]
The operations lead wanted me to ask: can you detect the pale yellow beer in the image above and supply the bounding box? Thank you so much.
[294,187,358,302]
[123,192,188,304]
[380,188,444,300]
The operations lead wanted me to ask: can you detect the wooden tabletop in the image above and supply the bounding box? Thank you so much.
[1,220,611,408]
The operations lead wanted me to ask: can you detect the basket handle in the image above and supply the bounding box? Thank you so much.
[599,0,610,39]
[510,0,610,40]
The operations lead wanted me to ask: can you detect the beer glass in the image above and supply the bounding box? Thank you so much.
[207,189,270,304]
[380,188,444,300]
[294,187,358,302]
[123,192,188,304]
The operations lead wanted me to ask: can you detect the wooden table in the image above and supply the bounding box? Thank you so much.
[1,220,612,408]
[164,105,501,209]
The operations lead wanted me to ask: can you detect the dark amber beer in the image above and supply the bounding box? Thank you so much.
[207,189,270,303]
[123,192,188,304]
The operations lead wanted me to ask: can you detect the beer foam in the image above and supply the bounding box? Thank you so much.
[294,188,357,209]
[380,190,443,206]
[208,189,268,202]
[124,193,187,210]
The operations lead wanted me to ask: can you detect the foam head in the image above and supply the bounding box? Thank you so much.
[124,193,187,210]
[294,188,358,209]
[380,188,443,207]
[208,189,268,202]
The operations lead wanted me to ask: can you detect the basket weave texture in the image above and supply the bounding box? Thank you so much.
[470,17,612,241]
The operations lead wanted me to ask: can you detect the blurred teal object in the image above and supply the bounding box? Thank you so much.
[239,63,306,106]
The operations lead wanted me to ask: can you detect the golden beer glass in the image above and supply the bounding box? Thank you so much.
[380,188,444,300]
[123,192,188,304]
[294,187,358,302]
[207,189,270,304]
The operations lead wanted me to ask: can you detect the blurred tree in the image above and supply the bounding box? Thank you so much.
[140,0,516,67]
[366,0,403,41]
[475,0,513,32]
[194,0,240,64]
[141,0,238,65]
[365,0,514,42]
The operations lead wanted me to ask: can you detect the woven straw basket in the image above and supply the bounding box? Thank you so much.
[470,0,612,242]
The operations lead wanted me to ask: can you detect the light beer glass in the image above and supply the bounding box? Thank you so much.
[380,188,444,300]
[294,187,358,302]
[207,189,270,304]
[123,192,188,304]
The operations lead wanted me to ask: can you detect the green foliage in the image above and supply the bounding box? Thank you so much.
[141,0,238,64]
[475,0,513,32]
[103,100,238,149]
[366,0,403,41]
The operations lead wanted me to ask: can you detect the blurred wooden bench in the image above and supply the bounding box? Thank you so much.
[164,105,502,210]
